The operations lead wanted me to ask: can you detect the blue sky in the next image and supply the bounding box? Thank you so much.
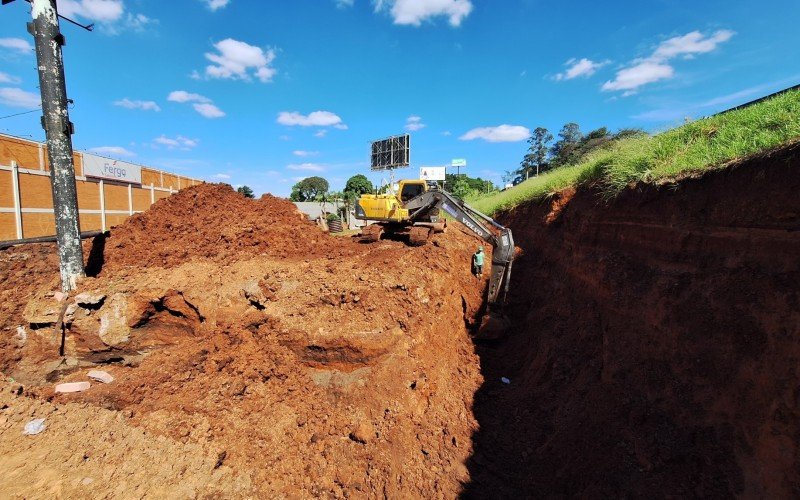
[1,0,798,196]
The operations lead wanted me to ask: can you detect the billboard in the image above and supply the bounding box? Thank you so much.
[420,166,445,181]
[82,153,142,184]
[451,158,467,167]
[370,134,410,170]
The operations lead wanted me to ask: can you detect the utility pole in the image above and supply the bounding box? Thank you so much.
[30,0,85,291]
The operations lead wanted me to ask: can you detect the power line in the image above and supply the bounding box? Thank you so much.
[0,107,41,120]
[3,0,94,31]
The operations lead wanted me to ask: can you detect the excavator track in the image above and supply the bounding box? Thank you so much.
[360,223,384,243]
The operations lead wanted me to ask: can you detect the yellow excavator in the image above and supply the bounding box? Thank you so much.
[355,180,514,338]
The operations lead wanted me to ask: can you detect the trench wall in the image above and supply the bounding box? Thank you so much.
[466,142,800,497]
[0,133,203,241]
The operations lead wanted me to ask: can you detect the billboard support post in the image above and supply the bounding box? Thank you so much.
[451,158,467,178]
[30,0,84,291]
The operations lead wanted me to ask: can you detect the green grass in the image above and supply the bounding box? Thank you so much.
[470,89,800,215]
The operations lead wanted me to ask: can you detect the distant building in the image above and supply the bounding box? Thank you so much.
[293,201,366,230]
[292,201,343,221]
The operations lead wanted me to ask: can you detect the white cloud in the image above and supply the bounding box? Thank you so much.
[459,125,530,143]
[124,13,157,32]
[442,130,452,136]
[293,150,319,157]
[632,80,787,123]
[88,146,135,157]
[653,30,735,60]
[602,29,734,94]
[314,130,328,138]
[167,90,223,118]
[153,135,199,150]
[0,88,40,108]
[278,111,346,128]
[58,0,124,22]
[204,0,230,11]
[701,87,763,108]
[204,38,277,83]
[114,98,160,111]
[212,173,231,179]
[167,90,211,103]
[0,72,21,85]
[57,1,155,35]
[601,61,674,92]
[405,115,426,131]
[0,38,33,54]
[287,163,325,172]
[374,0,472,27]
[193,102,226,118]
[554,58,609,81]
[336,0,354,7]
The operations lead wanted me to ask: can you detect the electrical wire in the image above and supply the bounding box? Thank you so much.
[0,107,41,120]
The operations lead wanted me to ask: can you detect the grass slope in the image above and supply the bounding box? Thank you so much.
[472,89,800,215]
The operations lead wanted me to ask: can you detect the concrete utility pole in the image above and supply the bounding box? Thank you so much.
[30,0,85,291]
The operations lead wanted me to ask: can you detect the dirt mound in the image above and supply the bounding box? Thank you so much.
[0,182,492,497]
[465,142,800,497]
[102,183,355,271]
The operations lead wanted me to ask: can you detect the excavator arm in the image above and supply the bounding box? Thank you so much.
[404,189,514,306]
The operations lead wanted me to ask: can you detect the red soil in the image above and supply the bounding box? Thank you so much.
[0,183,489,497]
[465,142,800,497]
[2,139,799,497]
[102,184,358,271]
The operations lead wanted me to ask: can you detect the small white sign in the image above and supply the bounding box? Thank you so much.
[451,158,467,167]
[82,153,142,184]
[420,166,446,181]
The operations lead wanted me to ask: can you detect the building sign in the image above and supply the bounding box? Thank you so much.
[82,153,142,184]
[451,158,467,167]
[420,166,446,181]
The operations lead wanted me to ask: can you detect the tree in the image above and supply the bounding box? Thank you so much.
[237,185,255,198]
[343,174,373,197]
[550,122,583,168]
[444,173,497,193]
[450,176,473,200]
[289,176,329,202]
[519,127,553,180]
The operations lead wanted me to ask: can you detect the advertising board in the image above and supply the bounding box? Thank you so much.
[82,153,142,184]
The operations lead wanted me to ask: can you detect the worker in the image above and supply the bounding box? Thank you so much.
[473,247,484,278]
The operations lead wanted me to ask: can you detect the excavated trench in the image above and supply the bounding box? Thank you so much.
[465,141,800,497]
[0,143,798,497]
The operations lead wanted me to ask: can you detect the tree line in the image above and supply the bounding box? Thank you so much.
[235,169,499,204]
[508,123,645,185]
[286,172,498,203]
[289,174,374,203]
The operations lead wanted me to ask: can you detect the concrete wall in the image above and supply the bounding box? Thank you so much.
[0,133,203,241]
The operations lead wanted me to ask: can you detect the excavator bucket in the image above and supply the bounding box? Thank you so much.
[474,311,510,340]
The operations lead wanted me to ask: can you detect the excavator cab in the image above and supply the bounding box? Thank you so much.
[399,181,426,202]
